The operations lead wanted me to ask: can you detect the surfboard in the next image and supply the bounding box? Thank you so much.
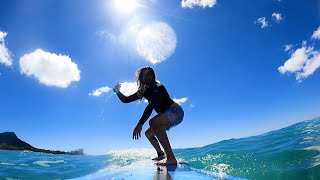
[70,160,247,180]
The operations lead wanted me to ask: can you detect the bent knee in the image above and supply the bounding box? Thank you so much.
[149,118,158,128]
[145,129,151,137]
[145,128,154,137]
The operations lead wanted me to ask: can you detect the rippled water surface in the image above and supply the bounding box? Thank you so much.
[1,118,319,179]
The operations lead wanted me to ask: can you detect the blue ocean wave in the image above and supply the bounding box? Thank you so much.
[0,117,319,179]
[175,117,320,179]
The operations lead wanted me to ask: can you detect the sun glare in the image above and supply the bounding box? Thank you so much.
[136,22,177,64]
[113,0,137,14]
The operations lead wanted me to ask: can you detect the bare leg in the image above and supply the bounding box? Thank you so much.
[149,114,177,165]
[145,127,162,153]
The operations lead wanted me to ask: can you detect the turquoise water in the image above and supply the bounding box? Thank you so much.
[1,117,319,179]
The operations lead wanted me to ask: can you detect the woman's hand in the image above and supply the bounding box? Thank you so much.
[133,124,142,140]
[113,82,121,93]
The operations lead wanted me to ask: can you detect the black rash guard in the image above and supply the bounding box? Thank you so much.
[115,83,175,125]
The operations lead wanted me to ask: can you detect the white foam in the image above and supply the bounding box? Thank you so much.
[303,136,314,140]
[103,148,154,171]
[33,160,66,167]
[5,178,20,180]
[207,163,233,174]
[1,162,15,166]
[202,153,224,162]
[106,148,154,157]
[309,155,320,168]
[303,146,320,152]
[19,163,29,166]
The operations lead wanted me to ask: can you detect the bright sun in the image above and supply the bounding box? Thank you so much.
[113,0,137,14]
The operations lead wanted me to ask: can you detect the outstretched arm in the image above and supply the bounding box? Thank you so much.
[115,90,139,103]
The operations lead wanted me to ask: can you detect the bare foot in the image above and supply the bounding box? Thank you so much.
[152,151,165,161]
[155,158,167,165]
[155,158,177,166]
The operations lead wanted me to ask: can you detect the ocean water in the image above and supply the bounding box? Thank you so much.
[0,117,319,180]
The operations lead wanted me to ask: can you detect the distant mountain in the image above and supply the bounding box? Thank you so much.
[0,132,33,148]
[0,132,84,155]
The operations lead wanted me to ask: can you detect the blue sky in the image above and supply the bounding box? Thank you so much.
[1,0,320,155]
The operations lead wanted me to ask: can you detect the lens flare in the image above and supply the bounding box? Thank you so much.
[113,0,137,14]
[136,22,177,64]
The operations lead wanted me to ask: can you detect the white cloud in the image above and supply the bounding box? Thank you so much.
[272,13,283,23]
[190,103,195,108]
[130,96,189,105]
[119,81,138,96]
[279,26,320,81]
[0,31,13,67]
[302,40,307,47]
[116,80,161,97]
[181,0,217,8]
[311,26,320,40]
[136,22,177,64]
[255,17,268,29]
[0,32,6,40]
[298,56,320,80]
[142,97,188,105]
[279,47,311,74]
[284,44,294,52]
[19,49,80,88]
[89,86,112,97]
[278,46,320,81]
[173,97,188,105]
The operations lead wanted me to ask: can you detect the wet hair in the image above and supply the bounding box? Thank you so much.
[135,66,157,99]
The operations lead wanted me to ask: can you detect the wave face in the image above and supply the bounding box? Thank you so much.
[175,117,320,179]
[0,117,319,179]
